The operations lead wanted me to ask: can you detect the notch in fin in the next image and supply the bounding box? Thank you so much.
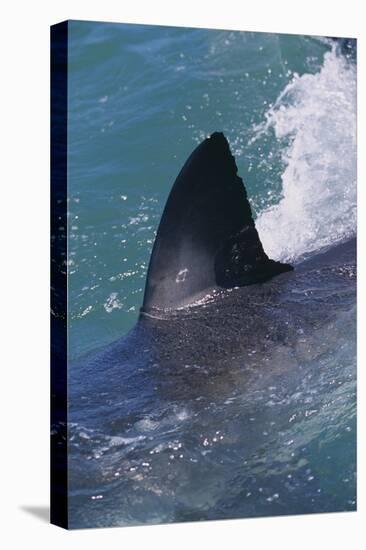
[142,132,292,312]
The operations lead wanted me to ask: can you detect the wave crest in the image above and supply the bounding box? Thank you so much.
[255,48,356,263]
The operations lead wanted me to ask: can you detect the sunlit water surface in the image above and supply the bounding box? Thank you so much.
[65,22,356,528]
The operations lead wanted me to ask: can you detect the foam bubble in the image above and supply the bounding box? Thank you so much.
[255,48,356,263]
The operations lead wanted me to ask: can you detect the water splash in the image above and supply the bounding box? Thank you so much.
[255,48,356,263]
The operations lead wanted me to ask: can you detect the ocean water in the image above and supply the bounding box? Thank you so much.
[65,21,356,528]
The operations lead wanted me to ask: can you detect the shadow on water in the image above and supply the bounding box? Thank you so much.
[20,506,49,523]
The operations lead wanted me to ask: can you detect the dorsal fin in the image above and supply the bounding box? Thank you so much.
[142,132,292,312]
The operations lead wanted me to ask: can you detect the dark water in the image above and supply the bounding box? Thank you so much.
[65,21,357,528]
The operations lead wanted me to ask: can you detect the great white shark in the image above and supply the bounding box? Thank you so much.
[77,131,355,367]
[65,131,356,527]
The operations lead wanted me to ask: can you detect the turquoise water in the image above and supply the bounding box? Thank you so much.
[65,22,356,528]
[67,22,356,359]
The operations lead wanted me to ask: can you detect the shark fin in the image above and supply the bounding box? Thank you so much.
[142,132,292,311]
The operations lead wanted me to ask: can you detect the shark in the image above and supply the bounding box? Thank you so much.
[63,132,356,527]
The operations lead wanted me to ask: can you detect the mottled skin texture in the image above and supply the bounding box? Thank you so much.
[70,237,356,427]
[69,134,356,444]
[67,237,356,528]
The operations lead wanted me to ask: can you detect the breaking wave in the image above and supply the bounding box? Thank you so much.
[255,47,356,263]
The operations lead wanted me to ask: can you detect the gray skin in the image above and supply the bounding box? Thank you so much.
[69,133,356,423]
[138,237,356,380]
[67,134,356,525]
[67,236,356,527]
[69,236,356,427]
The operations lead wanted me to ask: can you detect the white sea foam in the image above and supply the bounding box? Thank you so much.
[255,48,356,262]
[103,292,123,313]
